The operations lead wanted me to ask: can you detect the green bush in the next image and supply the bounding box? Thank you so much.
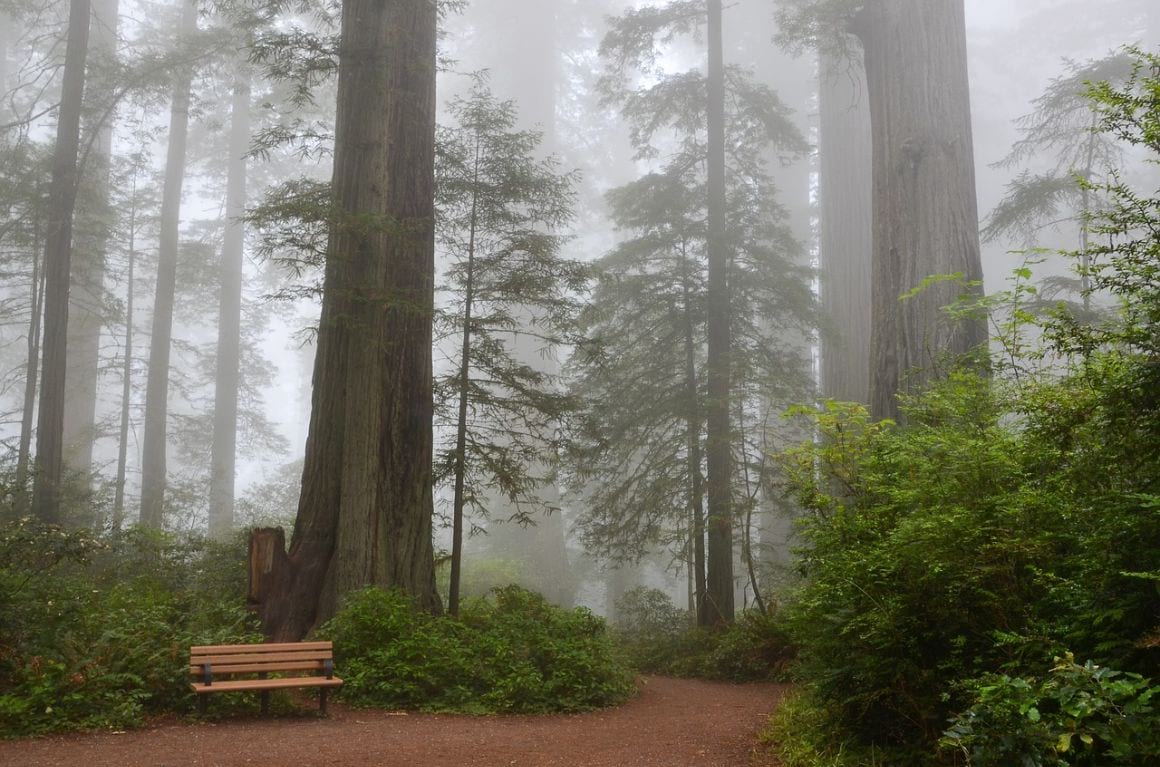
[0,520,262,737]
[611,586,794,681]
[780,363,1160,762]
[611,587,691,672]
[770,57,1160,763]
[320,585,635,714]
[762,691,891,767]
[943,655,1160,766]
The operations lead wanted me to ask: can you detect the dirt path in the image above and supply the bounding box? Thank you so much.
[0,677,786,767]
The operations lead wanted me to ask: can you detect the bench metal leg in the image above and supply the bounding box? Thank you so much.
[319,687,329,716]
[197,695,207,716]
[260,690,271,715]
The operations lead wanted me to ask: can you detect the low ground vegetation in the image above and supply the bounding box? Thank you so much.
[0,523,261,736]
[320,585,634,713]
[0,525,635,737]
[611,586,794,682]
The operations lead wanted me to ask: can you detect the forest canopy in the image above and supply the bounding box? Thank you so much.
[0,0,1158,764]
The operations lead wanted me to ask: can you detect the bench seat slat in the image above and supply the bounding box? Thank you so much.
[190,641,333,654]
[191,676,344,694]
[188,661,328,675]
[189,650,333,665]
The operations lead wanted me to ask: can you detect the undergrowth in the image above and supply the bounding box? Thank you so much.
[320,585,636,714]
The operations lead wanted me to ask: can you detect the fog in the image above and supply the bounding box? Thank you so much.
[1,0,1155,617]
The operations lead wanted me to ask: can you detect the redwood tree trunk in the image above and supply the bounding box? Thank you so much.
[62,0,119,488]
[855,0,987,422]
[681,257,707,625]
[256,0,441,641]
[209,70,251,539]
[139,0,197,528]
[32,0,92,524]
[704,0,735,626]
[819,49,873,405]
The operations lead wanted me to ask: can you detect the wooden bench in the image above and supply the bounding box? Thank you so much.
[189,641,343,715]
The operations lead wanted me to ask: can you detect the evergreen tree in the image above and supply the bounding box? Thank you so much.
[253,0,442,640]
[577,1,815,625]
[139,0,199,528]
[434,79,586,616]
[32,0,92,523]
[985,53,1135,317]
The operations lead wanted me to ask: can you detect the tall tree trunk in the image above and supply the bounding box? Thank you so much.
[704,0,734,626]
[208,70,251,539]
[62,0,119,488]
[0,13,10,125]
[32,0,92,524]
[16,242,45,515]
[111,198,136,532]
[254,0,441,641]
[448,140,481,618]
[819,50,873,405]
[680,247,707,625]
[139,0,197,529]
[854,0,987,423]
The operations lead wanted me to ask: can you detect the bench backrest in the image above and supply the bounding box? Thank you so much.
[189,641,335,680]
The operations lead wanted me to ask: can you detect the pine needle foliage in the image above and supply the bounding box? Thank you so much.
[568,2,818,572]
[433,77,590,614]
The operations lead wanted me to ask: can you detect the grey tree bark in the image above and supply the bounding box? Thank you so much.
[32,0,92,524]
[111,194,137,532]
[139,0,197,529]
[819,50,873,405]
[208,70,251,539]
[448,140,480,617]
[680,251,706,623]
[62,0,119,488]
[0,14,10,123]
[16,243,45,515]
[853,0,987,422]
[253,0,441,641]
[704,0,735,626]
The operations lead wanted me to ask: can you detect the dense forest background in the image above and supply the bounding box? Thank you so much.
[1,0,1158,764]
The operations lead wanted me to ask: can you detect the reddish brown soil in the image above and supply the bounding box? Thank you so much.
[0,677,787,767]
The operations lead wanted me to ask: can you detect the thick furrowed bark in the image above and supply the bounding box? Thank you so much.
[257,0,441,641]
[819,50,873,406]
[856,0,987,423]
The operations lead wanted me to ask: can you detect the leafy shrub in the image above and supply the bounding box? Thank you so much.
[611,587,691,671]
[943,655,1160,766]
[762,691,891,767]
[0,520,261,737]
[769,58,1160,764]
[780,362,1160,762]
[611,587,794,681]
[320,585,635,714]
[679,609,796,682]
